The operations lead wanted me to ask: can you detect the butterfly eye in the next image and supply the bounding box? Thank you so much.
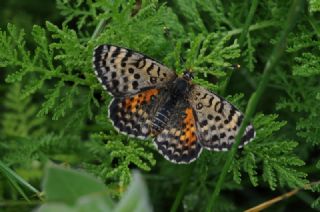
[196,103,203,110]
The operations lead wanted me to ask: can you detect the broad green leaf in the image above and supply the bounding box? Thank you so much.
[37,194,113,212]
[39,167,149,212]
[74,194,113,212]
[42,164,106,204]
[114,171,152,212]
[37,203,75,212]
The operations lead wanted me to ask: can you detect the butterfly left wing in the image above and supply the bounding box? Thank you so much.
[154,101,203,164]
[93,44,177,97]
[188,85,255,151]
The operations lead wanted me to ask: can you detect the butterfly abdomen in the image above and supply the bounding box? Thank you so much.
[151,97,177,135]
[151,78,190,135]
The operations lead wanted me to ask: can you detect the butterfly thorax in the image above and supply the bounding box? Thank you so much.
[172,77,191,97]
[151,77,191,135]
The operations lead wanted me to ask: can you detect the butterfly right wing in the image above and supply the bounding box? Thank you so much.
[93,44,177,97]
[188,85,255,151]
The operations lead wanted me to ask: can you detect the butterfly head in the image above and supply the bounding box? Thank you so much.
[182,70,194,81]
[173,70,193,97]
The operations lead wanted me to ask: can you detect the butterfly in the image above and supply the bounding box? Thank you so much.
[93,44,255,164]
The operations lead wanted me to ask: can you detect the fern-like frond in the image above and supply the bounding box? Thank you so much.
[232,114,308,190]
[85,132,156,188]
[1,83,46,138]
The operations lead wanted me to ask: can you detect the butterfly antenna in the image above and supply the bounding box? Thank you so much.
[222,63,241,72]
[179,55,186,66]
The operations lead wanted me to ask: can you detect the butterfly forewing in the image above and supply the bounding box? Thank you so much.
[93,45,177,97]
[188,85,255,151]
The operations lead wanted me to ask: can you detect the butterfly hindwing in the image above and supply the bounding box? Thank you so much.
[188,85,255,151]
[109,88,170,138]
[154,101,202,164]
[93,45,177,97]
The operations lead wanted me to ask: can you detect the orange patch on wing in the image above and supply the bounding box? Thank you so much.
[180,108,197,146]
[124,88,159,112]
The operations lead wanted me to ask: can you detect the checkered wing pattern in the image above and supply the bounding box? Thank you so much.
[109,88,169,138]
[93,45,177,97]
[154,101,202,164]
[188,85,255,151]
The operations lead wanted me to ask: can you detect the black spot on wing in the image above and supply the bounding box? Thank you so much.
[201,93,208,99]
[134,74,140,79]
[226,107,236,124]
[146,63,154,75]
[214,100,224,113]
[134,57,146,69]
[237,114,244,126]
[220,133,226,138]
[132,81,139,89]
[120,51,132,67]
[111,47,122,59]
[212,135,219,141]
[129,68,135,74]
[208,96,214,107]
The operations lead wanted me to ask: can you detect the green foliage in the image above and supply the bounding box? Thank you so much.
[275,15,320,209]
[277,19,320,147]
[232,114,308,190]
[165,32,240,92]
[309,0,320,12]
[0,161,40,201]
[0,0,319,211]
[1,83,46,138]
[311,161,320,209]
[84,132,156,187]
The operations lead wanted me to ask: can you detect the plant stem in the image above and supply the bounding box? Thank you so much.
[244,181,320,212]
[0,161,42,201]
[238,0,259,46]
[205,0,306,211]
[91,19,107,40]
[245,189,299,212]
[227,20,278,37]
